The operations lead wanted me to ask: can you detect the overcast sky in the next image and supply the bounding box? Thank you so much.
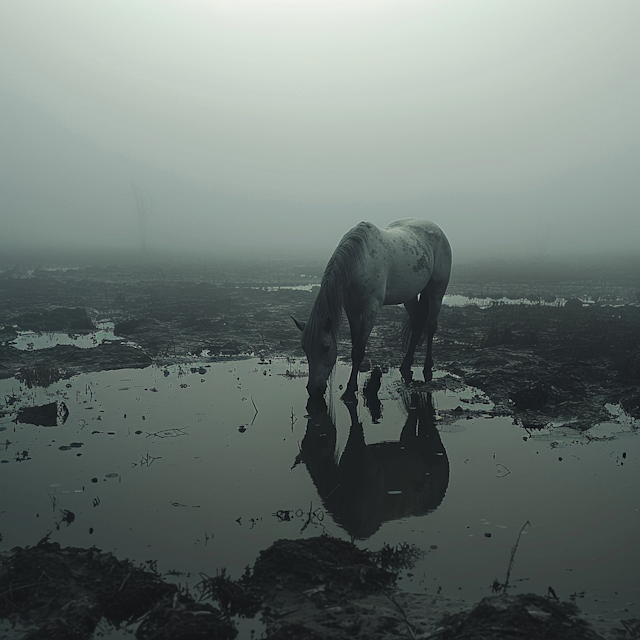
[1,0,638,261]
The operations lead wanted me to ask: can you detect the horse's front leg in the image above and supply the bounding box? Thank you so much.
[345,301,378,395]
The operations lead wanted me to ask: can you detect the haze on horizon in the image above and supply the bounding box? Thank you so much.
[1,0,639,265]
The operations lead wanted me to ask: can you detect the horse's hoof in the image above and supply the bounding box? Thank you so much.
[400,369,414,384]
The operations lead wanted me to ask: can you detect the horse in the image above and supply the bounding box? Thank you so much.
[292,218,452,398]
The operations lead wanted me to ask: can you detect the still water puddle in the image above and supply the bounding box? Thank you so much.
[0,358,638,623]
[442,294,565,308]
[7,321,121,351]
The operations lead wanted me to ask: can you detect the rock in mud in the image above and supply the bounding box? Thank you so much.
[16,401,68,426]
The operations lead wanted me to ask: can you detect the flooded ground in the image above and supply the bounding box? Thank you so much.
[1,254,639,638]
[1,359,638,618]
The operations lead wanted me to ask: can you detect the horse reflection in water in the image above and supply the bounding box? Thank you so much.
[295,379,449,540]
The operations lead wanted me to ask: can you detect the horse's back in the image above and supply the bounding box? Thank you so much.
[385,218,451,263]
[374,218,451,303]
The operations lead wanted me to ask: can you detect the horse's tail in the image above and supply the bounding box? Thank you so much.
[402,315,429,351]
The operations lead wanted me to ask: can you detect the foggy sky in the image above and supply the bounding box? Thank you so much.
[1,0,639,262]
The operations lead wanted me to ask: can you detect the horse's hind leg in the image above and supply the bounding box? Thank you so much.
[400,294,430,383]
[423,281,447,381]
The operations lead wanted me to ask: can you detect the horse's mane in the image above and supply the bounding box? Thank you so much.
[304,223,371,346]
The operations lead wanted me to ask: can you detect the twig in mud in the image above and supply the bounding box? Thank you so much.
[48,493,58,512]
[297,501,329,534]
[499,520,531,594]
[117,571,132,592]
[385,592,419,639]
[250,397,259,426]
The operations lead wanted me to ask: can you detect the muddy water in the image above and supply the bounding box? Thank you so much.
[0,358,638,623]
[8,321,119,350]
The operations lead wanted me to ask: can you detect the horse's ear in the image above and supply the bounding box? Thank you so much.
[291,316,306,332]
[323,317,332,333]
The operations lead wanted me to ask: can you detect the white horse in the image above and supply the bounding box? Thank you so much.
[293,218,452,397]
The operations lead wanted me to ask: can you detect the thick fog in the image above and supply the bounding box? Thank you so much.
[1,0,639,262]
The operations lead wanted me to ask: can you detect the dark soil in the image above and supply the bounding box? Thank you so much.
[1,256,639,431]
[1,255,639,638]
[0,538,169,637]
[0,538,236,640]
[2,536,617,640]
[439,593,606,640]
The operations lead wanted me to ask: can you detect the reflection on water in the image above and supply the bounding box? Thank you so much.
[0,357,638,623]
[297,383,449,539]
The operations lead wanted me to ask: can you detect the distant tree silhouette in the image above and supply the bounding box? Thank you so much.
[131,181,153,253]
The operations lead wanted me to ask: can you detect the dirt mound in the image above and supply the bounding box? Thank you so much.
[251,537,397,597]
[233,538,608,640]
[439,593,605,640]
[0,536,621,640]
[0,539,241,640]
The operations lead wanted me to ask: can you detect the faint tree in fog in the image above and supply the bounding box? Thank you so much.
[131,181,153,253]
[526,218,551,264]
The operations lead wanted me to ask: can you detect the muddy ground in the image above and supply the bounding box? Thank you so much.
[2,255,639,430]
[1,535,634,640]
[1,254,639,638]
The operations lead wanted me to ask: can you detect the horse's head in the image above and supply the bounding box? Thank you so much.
[292,315,337,397]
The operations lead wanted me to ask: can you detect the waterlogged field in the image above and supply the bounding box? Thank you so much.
[1,357,638,627]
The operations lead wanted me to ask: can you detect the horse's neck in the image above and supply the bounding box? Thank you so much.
[318,269,346,323]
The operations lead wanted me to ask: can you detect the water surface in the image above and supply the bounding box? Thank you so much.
[0,358,637,624]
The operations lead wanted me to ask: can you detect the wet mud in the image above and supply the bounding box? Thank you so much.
[1,256,639,638]
[1,536,622,640]
[0,537,234,640]
[2,259,638,432]
[0,265,640,430]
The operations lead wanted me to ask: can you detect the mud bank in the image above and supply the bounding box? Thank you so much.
[1,536,629,640]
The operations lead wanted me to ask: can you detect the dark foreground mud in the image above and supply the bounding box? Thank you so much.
[2,536,629,640]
